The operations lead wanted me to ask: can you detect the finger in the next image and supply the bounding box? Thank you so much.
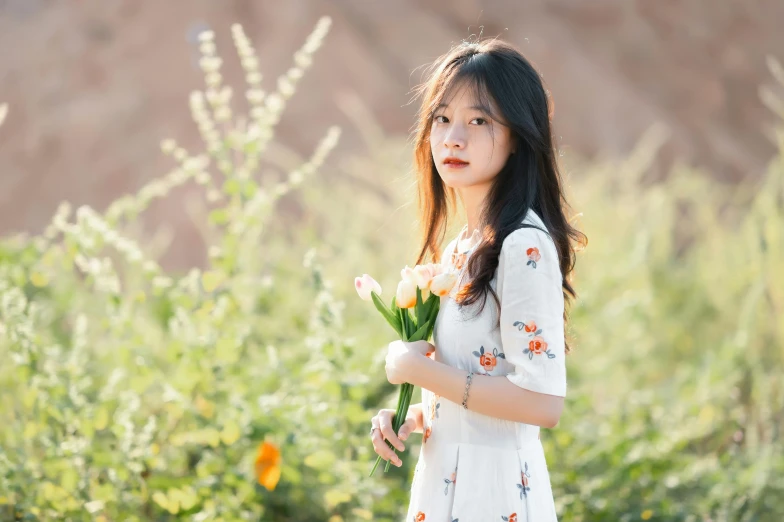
[379,418,405,452]
[371,430,401,465]
[398,417,417,442]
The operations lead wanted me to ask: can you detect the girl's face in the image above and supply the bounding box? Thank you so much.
[430,82,514,192]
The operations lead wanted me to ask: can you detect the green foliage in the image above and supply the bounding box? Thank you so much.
[549,122,784,521]
[1,17,782,522]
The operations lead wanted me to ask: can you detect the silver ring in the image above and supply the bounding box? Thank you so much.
[370,426,377,435]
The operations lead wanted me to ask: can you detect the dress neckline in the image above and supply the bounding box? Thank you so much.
[450,224,481,272]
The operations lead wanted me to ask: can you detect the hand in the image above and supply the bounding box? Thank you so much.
[385,339,433,385]
[370,408,418,467]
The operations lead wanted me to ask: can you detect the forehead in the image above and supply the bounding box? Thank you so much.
[435,78,502,119]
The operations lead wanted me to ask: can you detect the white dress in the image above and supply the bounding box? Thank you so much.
[404,209,567,522]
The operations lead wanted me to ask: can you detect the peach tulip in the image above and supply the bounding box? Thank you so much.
[412,264,438,290]
[354,274,382,301]
[429,271,458,297]
[400,265,415,283]
[396,278,418,309]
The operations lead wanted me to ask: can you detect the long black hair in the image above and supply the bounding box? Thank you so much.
[410,38,587,353]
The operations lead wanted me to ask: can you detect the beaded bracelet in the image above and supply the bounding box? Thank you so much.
[461,371,474,409]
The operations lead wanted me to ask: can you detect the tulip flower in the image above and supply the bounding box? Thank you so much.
[354,262,460,476]
[400,265,415,283]
[396,279,417,309]
[354,274,382,301]
[430,271,459,297]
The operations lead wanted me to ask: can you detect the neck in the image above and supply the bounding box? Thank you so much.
[458,185,488,235]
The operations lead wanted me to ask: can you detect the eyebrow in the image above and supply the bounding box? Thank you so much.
[435,103,493,114]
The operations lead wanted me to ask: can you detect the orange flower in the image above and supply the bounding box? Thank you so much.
[523,320,537,333]
[521,471,529,487]
[479,352,497,371]
[509,514,518,522]
[529,336,547,355]
[415,512,426,522]
[526,247,541,262]
[254,441,281,491]
[423,426,432,444]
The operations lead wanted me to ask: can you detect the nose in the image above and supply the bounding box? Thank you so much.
[442,123,466,150]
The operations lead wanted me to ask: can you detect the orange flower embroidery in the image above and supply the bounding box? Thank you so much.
[443,465,457,495]
[254,441,281,491]
[526,247,541,268]
[517,461,531,498]
[514,321,557,359]
[472,345,506,374]
[414,511,426,521]
[502,513,518,522]
[529,336,547,355]
[423,425,432,444]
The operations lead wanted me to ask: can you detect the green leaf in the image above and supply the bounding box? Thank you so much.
[410,321,430,341]
[222,178,241,195]
[208,208,230,225]
[415,287,426,327]
[371,291,401,335]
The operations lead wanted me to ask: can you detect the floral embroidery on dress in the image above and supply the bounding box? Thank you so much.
[443,464,457,495]
[413,512,426,521]
[526,246,541,268]
[423,424,432,444]
[517,462,532,498]
[429,393,441,421]
[502,513,518,522]
[513,320,557,359]
[472,345,506,373]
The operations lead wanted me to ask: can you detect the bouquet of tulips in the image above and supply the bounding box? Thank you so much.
[355,263,459,476]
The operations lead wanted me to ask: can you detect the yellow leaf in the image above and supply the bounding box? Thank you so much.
[201,271,225,292]
[641,510,654,520]
[152,492,169,511]
[324,489,352,509]
[351,508,373,520]
[30,271,49,288]
[23,422,37,439]
[220,420,242,446]
[204,428,221,448]
[195,395,215,419]
[150,443,160,455]
[328,516,344,522]
[94,408,109,431]
[304,449,336,469]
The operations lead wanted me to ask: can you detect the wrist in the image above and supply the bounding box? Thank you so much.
[405,352,430,387]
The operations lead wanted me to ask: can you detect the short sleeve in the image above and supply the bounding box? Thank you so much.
[498,225,567,397]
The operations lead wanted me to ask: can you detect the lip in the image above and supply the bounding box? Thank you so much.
[443,157,469,167]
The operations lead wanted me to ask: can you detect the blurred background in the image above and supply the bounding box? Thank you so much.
[0,1,783,521]
[2,0,783,267]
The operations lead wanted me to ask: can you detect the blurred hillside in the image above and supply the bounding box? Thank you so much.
[1,0,782,269]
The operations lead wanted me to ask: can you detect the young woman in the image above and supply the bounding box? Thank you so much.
[369,38,586,520]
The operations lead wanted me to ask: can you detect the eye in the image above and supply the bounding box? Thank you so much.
[434,115,448,124]
[471,118,487,125]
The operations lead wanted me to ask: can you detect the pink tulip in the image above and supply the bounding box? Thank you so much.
[354,274,382,301]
